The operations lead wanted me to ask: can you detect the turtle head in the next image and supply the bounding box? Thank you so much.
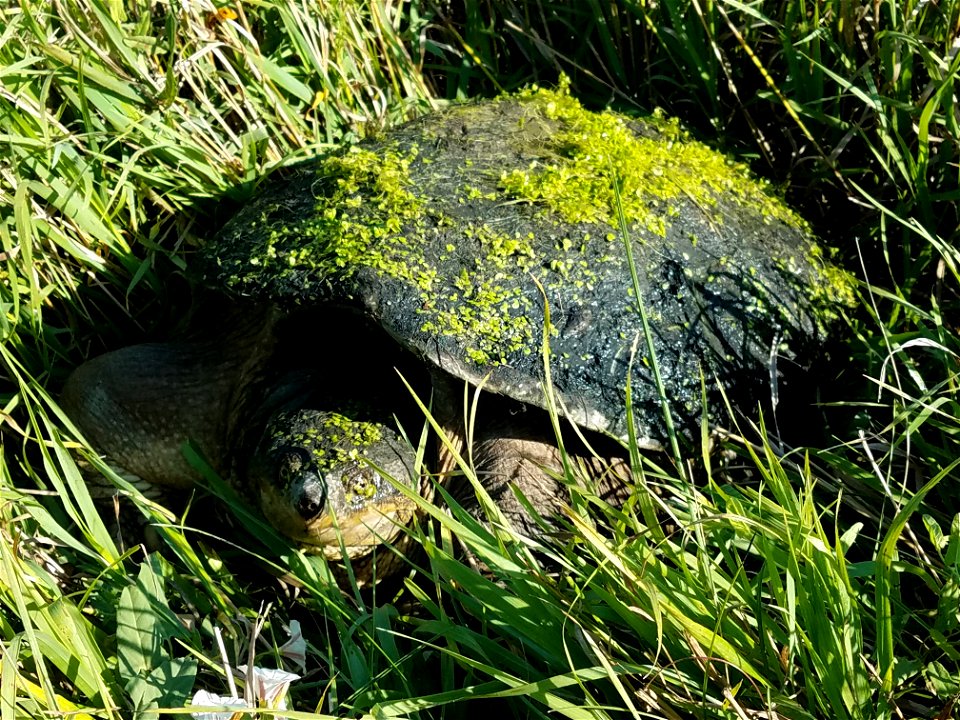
[248,408,418,557]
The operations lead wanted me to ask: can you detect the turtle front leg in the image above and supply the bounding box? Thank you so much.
[61,304,278,491]
[429,373,632,542]
[467,434,632,541]
[62,341,246,489]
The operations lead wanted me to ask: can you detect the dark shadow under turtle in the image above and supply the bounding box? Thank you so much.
[62,84,853,567]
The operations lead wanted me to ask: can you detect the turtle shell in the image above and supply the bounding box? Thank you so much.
[206,84,852,447]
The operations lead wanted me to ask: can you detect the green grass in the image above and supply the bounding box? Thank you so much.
[1,0,959,718]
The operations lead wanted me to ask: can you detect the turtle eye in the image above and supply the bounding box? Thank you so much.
[341,465,379,502]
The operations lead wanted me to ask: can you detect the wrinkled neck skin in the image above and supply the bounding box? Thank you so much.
[63,302,634,556]
[62,302,281,489]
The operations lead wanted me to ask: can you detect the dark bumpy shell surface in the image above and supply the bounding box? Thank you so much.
[206,85,851,447]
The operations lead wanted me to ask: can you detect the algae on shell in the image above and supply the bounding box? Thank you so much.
[208,83,853,446]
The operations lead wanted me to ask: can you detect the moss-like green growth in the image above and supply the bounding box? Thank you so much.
[502,76,807,235]
[231,146,544,365]
[422,223,538,364]
[213,81,852,443]
[270,410,383,472]
[250,147,434,287]
[807,244,857,305]
[218,81,838,370]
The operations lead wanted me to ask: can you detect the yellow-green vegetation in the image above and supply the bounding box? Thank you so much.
[502,79,858,332]
[235,147,543,365]
[223,81,848,373]
[249,147,431,283]
[273,410,385,473]
[805,243,858,316]
[421,224,539,364]
[501,77,808,235]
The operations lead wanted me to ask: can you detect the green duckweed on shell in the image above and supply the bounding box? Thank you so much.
[209,81,855,446]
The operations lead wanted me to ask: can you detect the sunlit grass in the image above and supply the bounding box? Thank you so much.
[1,0,958,718]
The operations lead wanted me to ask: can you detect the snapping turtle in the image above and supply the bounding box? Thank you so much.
[63,83,850,560]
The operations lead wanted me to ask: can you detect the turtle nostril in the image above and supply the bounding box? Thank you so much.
[296,493,324,521]
[295,474,327,521]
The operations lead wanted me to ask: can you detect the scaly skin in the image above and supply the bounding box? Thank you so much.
[62,306,426,559]
[62,88,848,571]
[61,307,277,490]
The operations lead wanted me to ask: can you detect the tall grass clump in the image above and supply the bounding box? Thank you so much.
[430,0,960,714]
[1,0,958,718]
[1,1,432,716]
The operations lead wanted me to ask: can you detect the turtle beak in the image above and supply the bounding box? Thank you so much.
[304,491,417,559]
[258,446,329,531]
[274,447,328,521]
